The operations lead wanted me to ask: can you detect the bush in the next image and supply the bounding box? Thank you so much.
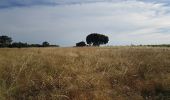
[76,41,86,47]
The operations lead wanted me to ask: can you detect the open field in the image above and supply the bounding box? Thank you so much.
[0,47,170,100]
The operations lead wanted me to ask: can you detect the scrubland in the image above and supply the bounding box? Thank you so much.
[0,47,169,100]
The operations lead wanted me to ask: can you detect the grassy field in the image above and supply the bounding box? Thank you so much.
[0,47,170,100]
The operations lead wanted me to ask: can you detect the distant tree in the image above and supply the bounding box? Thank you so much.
[76,41,86,47]
[42,41,50,47]
[0,35,12,47]
[86,33,109,46]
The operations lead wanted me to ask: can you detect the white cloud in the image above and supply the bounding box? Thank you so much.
[0,0,170,46]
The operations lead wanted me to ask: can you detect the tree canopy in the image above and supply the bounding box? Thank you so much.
[0,35,12,47]
[42,41,50,47]
[86,33,109,46]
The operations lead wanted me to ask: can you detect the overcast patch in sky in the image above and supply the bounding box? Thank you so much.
[0,0,170,46]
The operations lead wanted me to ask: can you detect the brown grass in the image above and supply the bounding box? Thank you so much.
[0,47,169,100]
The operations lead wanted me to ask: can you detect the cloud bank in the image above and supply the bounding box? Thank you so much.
[0,0,170,8]
[0,0,170,46]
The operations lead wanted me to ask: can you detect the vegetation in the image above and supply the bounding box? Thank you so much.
[0,35,59,48]
[76,41,86,47]
[144,44,170,48]
[10,42,29,48]
[75,33,109,47]
[0,47,169,100]
[86,33,109,46]
[0,35,12,47]
[42,41,50,47]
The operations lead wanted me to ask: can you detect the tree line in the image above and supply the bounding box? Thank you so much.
[0,35,59,48]
[0,33,109,48]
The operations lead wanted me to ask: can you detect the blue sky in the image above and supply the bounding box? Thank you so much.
[0,0,170,46]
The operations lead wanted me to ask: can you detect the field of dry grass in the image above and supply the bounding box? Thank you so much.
[0,47,170,100]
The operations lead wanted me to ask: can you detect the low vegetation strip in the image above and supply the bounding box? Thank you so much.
[0,47,169,100]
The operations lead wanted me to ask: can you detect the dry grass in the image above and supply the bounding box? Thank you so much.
[0,47,170,100]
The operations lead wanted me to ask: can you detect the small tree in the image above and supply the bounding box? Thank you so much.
[0,35,12,47]
[76,41,86,47]
[42,41,50,47]
[86,33,109,46]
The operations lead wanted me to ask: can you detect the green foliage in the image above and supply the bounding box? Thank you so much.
[76,41,86,47]
[0,35,12,47]
[42,41,50,47]
[0,35,59,48]
[86,33,109,46]
[10,42,28,48]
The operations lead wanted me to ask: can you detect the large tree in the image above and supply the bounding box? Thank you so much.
[86,33,109,46]
[0,35,12,47]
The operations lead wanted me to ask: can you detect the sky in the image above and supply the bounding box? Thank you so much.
[0,0,170,46]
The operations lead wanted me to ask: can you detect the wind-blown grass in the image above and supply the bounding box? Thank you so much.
[0,47,169,100]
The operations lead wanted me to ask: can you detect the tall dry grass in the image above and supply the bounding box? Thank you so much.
[0,47,169,100]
